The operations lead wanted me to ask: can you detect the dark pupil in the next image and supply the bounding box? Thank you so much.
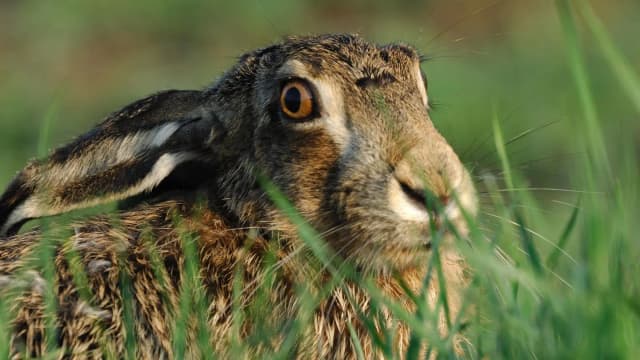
[284,87,301,113]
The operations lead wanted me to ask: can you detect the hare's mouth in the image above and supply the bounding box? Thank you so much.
[339,203,473,272]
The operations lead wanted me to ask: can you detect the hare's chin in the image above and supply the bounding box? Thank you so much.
[368,229,468,272]
[364,246,432,273]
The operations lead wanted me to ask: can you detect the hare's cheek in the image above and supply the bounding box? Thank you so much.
[446,169,478,236]
[281,130,340,215]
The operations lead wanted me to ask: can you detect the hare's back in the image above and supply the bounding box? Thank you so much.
[0,201,250,358]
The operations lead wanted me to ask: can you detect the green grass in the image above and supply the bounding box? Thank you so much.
[1,0,639,358]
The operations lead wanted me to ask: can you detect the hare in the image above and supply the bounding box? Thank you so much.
[0,34,477,359]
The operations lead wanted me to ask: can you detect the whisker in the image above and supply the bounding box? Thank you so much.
[550,200,582,209]
[505,120,559,146]
[493,238,573,289]
[472,119,561,166]
[545,267,573,289]
[478,187,602,195]
[492,152,583,174]
[424,0,504,49]
[463,103,528,162]
[483,211,577,265]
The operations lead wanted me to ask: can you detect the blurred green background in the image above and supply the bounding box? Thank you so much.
[0,0,638,219]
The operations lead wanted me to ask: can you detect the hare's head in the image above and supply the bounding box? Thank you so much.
[0,34,477,272]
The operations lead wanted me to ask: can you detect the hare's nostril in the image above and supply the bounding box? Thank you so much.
[389,178,431,223]
[397,179,450,215]
[398,181,429,211]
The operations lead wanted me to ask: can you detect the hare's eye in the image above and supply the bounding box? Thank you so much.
[279,80,315,120]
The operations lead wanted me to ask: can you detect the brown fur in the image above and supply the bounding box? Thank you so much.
[0,34,477,358]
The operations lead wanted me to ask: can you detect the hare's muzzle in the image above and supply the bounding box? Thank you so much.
[387,130,477,237]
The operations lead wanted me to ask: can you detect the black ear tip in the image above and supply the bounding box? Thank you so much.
[0,172,36,237]
[2,219,29,238]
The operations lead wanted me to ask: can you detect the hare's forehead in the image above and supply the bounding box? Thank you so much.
[275,53,421,87]
[282,47,419,81]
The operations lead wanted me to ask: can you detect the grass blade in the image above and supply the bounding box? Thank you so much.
[546,199,580,271]
[555,0,611,178]
[347,321,366,360]
[578,2,640,113]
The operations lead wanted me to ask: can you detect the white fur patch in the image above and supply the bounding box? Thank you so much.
[87,259,112,275]
[315,80,351,152]
[313,78,350,151]
[388,177,430,223]
[0,271,46,294]
[414,62,428,107]
[114,122,180,163]
[2,199,39,235]
[444,202,461,221]
[75,300,111,320]
[0,275,13,289]
[150,122,181,147]
[452,169,478,218]
[134,152,192,194]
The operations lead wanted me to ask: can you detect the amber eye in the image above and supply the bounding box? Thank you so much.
[279,80,315,120]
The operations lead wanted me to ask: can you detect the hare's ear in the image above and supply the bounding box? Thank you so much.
[0,90,226,236]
